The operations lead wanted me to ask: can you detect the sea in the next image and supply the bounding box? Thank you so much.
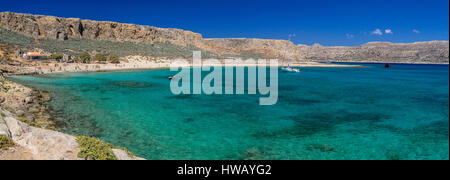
[9,63,449,160]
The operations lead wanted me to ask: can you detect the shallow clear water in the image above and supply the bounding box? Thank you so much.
[10,63,449,160]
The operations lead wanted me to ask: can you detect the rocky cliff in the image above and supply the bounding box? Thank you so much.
[300,41,449,64]
[0,11,203,46]
[200,39,448,63]
[1,12,449,63]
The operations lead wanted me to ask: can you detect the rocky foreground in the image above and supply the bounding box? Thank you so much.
[0,76,144,160]
[0,11,448,64]
[0,109,144,160]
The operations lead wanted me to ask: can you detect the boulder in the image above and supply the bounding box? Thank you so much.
[112,149,145,160]
[0,117,10,137]
[3,113,81,160]
[24,97,34,104]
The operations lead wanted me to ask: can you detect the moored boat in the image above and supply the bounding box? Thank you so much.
[282,67,301,73]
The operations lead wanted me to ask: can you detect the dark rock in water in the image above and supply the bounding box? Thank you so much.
[169,94,194,100]
[184,118,194,123]
[243,147,265,160]
[386,151,402,160]
[384,64,392,68]
[108,81,154,88]
[251,111,389,139]
[306,144,336,152]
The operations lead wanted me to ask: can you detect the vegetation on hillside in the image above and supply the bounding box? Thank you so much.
[76,136,135,160]
[0,28,218,59]
[93,53,107,62]
[16,116,57,131]
[78,52,91,63]
[0,55,12,62]
[51,53,63,60]
[224,53,264,59]
[0,135,14,150]
[108,54,120,63]
[76,136,117,160]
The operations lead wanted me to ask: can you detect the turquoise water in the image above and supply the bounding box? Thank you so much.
[10,63,449,160]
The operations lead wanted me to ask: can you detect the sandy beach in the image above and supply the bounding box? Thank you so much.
[6,58,364,75]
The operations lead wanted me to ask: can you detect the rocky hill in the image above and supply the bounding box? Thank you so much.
[1,11,448,63]
[0,11,203,46]
[300,41,449,64]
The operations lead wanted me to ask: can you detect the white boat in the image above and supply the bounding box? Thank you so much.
[281,67,301,73]
[292,68,301,73]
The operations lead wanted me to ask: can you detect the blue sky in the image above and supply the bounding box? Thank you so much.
[1,0,448,46]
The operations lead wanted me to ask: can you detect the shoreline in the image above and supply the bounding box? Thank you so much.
[329,61,450,65]
[4,57,449,77]
[4,60,367,76]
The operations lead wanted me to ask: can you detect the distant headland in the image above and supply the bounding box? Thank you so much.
[0,12,448,64]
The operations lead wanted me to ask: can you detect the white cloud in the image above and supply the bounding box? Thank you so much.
[288,33,296,41]
[385,29,393,34]
[371,29,383,35]
[346,33,355,39]
[413,29,420,34]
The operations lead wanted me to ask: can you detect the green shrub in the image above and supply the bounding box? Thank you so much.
[0,79,11,92]
[72,56,80,63]
[40,56,49,60]
[2,85,10,93]
[94,53,107,62]
[109,54,120,63]
[76,136,117,160]
[51,53,63,60]
[0,135,14,150]
[18,116,39,127]
[79,52,91,63]
[1,55,12,62]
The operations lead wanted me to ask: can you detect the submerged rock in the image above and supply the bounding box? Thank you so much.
[108,81,154,88]
[307,144,337,153]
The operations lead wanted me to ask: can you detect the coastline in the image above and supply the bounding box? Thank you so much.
[3,59,365,76]
[329,61,450,65]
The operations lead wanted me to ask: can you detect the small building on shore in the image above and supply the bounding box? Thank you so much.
[23,52,45,60]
